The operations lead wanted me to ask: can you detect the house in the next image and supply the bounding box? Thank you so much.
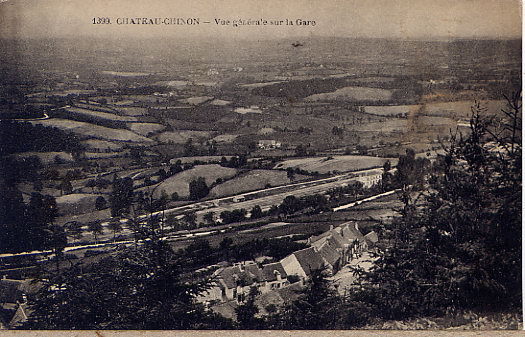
[214,263,263,303]
[0,278,35,329]
[258,140,282,150]
[280,247,325,279]
[354,168,383,188]
[255,282,303,316]
[198,261,291,304]
[364,231,379,249]
[314,240,342,275]
[197,221,377,310]
[261,263,289,291]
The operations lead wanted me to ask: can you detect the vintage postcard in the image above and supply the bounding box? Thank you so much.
[0,0,522,333]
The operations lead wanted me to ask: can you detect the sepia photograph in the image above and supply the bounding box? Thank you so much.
[0,0,522,332]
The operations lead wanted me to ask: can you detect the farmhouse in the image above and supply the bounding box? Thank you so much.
[280,247,325,279]
[354,168,383,188]
[258,139,282,150]
[197,261,291,304]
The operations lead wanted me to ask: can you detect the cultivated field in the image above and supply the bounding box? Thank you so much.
[422,100,507,118]
[211,134,239,143]
[117,107,148,116]
[274,155,397,174]
[171,156,234,164]
[364,105,420,116]
[84,152,125,159]
[149,164,238,198]
[32,119,154,143]
[56,193,105,216]
[156,130,213,144]
[14,151,74,164]
[128,123,166,136]
[178,96,213,105]
[304,86,393,102]
[364,100,507,119]
[81,139,124,152]
[64,107,137,122]
[209,169,308,197]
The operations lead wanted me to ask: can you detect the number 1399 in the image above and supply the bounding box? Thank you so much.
[92,17,111,24]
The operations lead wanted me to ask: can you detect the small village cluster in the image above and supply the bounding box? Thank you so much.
[197,221,378,306]
[0,221,377,328]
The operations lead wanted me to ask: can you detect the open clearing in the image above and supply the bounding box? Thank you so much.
[304,86,393,102]
[274,155,397,174]
[148,164,238,198]
[32,119,154,143]
[209,169,308,198]
[56,193,105,215]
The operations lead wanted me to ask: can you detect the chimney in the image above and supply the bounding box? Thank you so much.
[329,225,334,231]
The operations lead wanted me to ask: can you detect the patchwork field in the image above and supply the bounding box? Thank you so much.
[274,155,397,174]
[148,164,238,198]
[304,86,393,102]
[209,169,308,197]
[32,119,154,143]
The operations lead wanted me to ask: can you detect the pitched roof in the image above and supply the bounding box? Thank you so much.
[340,222,365,242]
[293,247,325,276]
[261,263,287,282]
[316,241,342,267]
[327,230,349,249]
[364,231,379,246]
[217,263,263,289]
[0,279,24,304]
[8,303,28,329]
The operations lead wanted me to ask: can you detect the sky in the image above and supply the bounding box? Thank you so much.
[0,0,522,40]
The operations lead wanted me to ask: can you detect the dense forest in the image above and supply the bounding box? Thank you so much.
[0,121,84,156]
